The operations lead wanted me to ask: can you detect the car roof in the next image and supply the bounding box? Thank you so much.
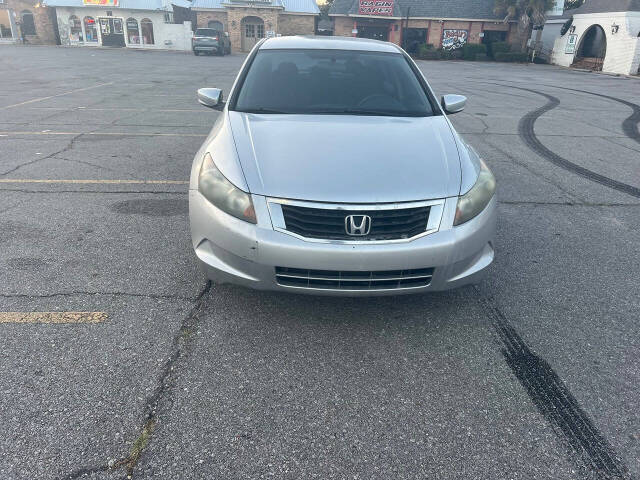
[259,35,401,53]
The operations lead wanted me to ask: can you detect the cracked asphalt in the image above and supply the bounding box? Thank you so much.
[0,45,639,480]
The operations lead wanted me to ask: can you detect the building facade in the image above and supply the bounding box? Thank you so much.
[328,0,520,53]
[0,0,58,44]
[43,0,193,50]
[547,0,640,75]
[192,0,319,52]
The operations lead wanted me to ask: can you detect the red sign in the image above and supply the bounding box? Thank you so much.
[358,0,394,16]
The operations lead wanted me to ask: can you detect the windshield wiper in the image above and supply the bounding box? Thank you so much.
[236,108,290,114]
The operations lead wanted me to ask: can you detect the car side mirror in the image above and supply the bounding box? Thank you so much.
[441,94,466,114]
[198,88,224,111]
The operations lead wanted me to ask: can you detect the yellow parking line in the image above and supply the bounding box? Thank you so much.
[0,131,207,137]
[0,83,114,110]
[0,312,108,323]
[0,179,188,185]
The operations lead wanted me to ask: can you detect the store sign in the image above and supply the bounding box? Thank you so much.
[565,34,577,54]
[83,0,119,6]
[358,0,394,16]
[442,29,468,50]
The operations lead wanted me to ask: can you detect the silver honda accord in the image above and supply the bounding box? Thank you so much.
[189,36,496,295]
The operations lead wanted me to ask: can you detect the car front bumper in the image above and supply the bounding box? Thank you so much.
[189,191,496,296]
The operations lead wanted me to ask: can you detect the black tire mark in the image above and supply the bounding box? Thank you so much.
[498,84,640,198]
[533,84,640,144]
[476,292,631,479]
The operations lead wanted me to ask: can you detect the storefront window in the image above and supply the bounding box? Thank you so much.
[126,17,140,44]
[84,16,97,42]
[141,18,154,45]
[69,15,83,42]
[21,10,36,36]
[0,10,13,39]
[244,22,265,39]
[113,18,123,34]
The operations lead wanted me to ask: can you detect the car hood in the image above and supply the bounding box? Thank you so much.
[228,112,461,203]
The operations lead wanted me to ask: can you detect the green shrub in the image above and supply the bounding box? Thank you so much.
[494,52,529,62]
[439,48,463,60]
[491,41,511,57]
[462,43,487,60]
[418,49,441,60]
[474,53,489,61]
[417,43,430,55]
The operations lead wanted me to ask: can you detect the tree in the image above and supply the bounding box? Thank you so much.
[564,0,585,10]
[494,0,556,29]
[318,0,335,16]
[494,0,555,50]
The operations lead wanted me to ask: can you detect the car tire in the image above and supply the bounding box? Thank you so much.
[193,50,199,56]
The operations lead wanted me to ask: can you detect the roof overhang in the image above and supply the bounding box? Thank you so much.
[48,5,166,11]
[280,11,319,15]
[572,10,639,17]
[222,2,284,9]
[328,13,514,22]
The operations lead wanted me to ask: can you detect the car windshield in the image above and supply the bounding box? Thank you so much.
[195,29,219,37]
[233,49,434,117]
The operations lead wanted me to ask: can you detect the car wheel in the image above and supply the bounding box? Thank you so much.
[193,50,199,56]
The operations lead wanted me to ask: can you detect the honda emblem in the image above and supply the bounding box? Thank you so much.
[345,215,371,236]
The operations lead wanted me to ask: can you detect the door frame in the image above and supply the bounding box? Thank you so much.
[241,16,264,52]
[98,16,125,47]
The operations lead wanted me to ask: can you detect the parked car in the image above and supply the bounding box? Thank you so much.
[192,28,230,56]
[190,36,496,295]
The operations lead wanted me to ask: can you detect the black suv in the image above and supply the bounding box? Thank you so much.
[192,28,231,56]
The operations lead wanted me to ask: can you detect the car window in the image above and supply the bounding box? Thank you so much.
[195,29,219,37]
[233,49,434,117]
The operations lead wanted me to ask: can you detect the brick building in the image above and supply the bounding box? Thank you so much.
[0,0,58,44]
[328,0,521,54]
[192,0,319,52]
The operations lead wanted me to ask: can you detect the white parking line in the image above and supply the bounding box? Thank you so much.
[0,179,189,185]
[28,107,203,112]
[0,83,114,110]
[0,312,107,323]
[0,131,207,137]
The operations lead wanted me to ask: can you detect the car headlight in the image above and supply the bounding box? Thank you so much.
[454,160,496,226]
[198,152,257,224]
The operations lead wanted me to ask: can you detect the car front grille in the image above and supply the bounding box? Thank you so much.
[280,204,430,241]
[275,267,434,291]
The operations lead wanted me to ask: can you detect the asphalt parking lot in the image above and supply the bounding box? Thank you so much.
[0,45,639,480]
